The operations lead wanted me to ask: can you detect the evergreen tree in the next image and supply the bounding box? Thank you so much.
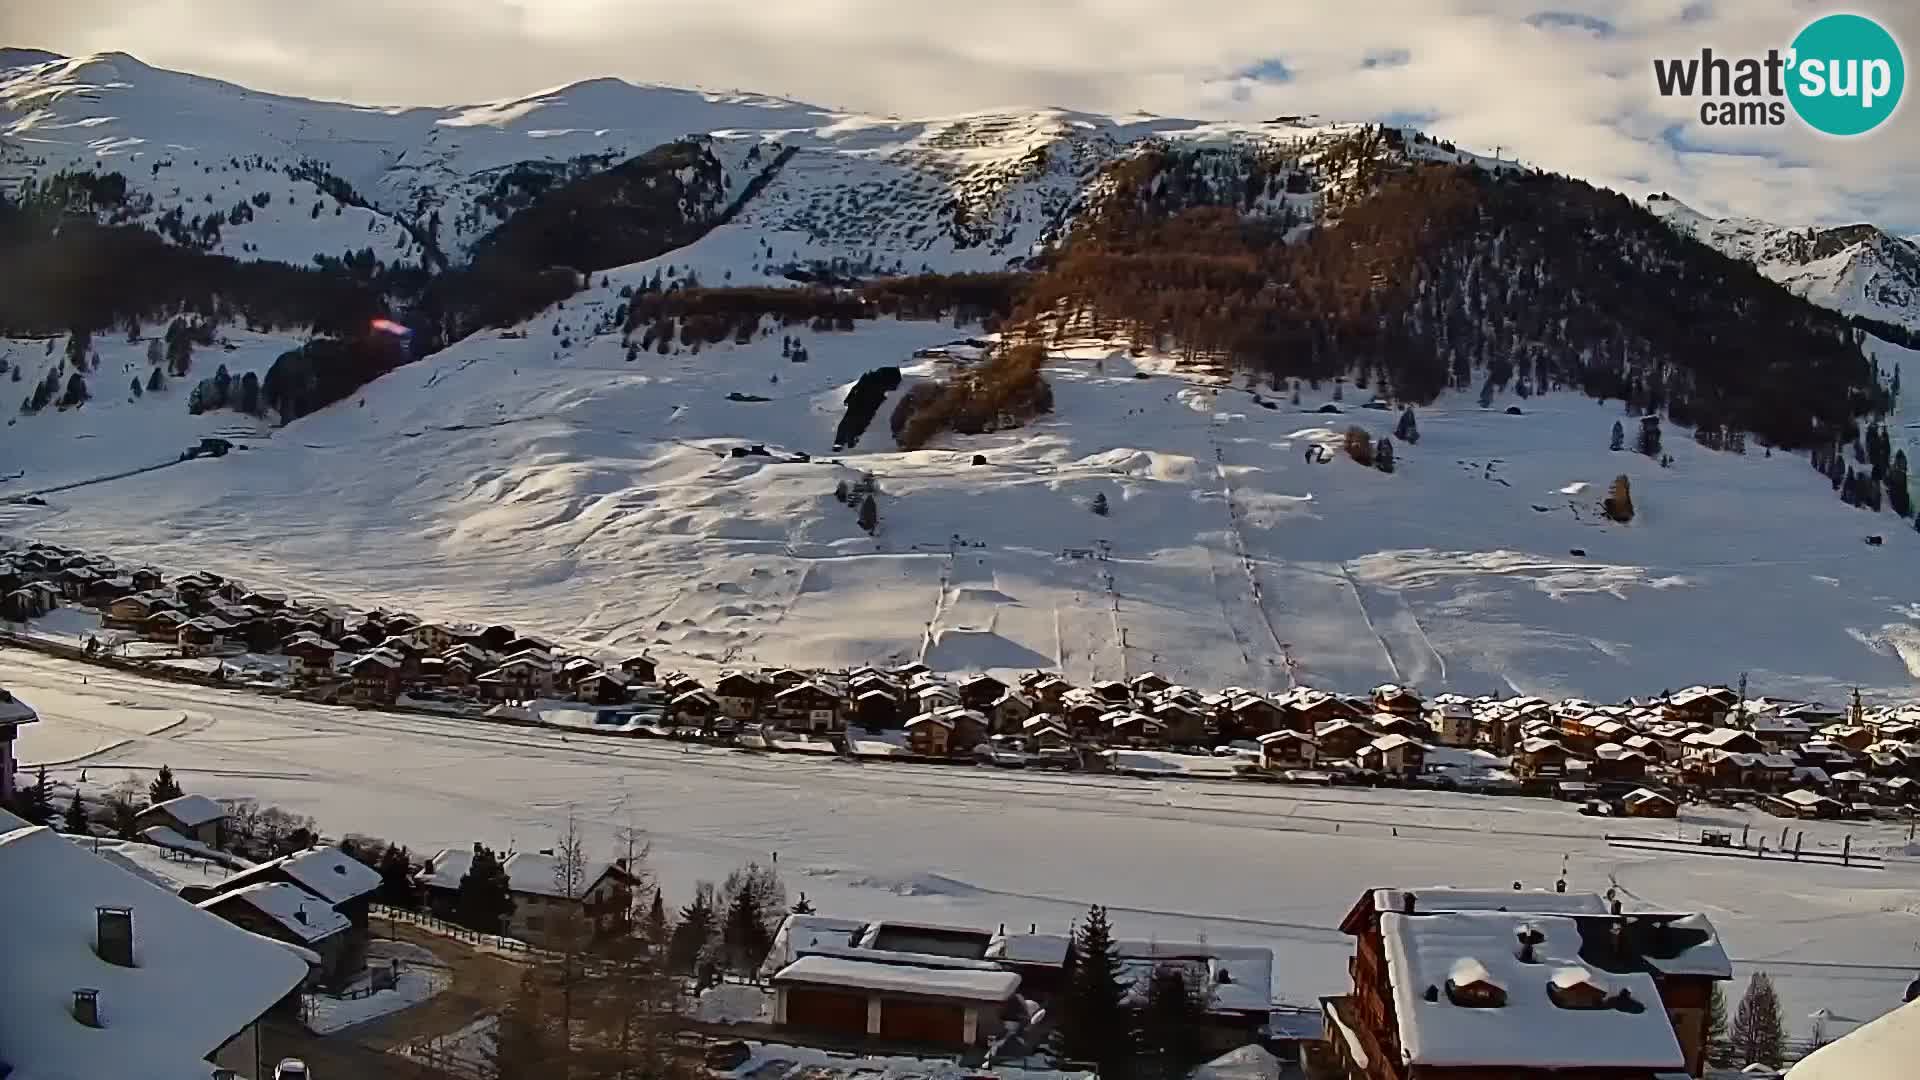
[1057,905,1132,1073]
[108,793,140,839]
[455,843,515,933]
[1635,416,1663,458]
[857,493,878,534]
[1730,972,1786,1068]
[146,368,164,393]
[1610,420,1625,452]
[59,373,88,408]
[1889,450,1913,518]
[146,338,165,366]
[130,377,142,399]
[1705,981,1729,1066]
[1374,437,1395,473]
[1395,407,1420,443]
[1138,967,1206,1078]
[721,878,770,975]
[645,890,668,948]
[149,764,184,804]
[1090,492,1110,517]
[488,969,555,1080]
[21,767,54,825]
[376,843,418,908]
[64,790,88,834]
[1477,374,1496,408]
[668,884,717,975]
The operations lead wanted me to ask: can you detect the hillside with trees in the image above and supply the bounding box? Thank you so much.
[1015,139,1886,451]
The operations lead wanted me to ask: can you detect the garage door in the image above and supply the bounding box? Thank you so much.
[785,988,868,1036]
[879,999,965,1045]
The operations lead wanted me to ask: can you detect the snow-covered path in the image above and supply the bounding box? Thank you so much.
[7,650,1918,1030]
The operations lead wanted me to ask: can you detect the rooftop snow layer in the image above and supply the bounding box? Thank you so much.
[258,846,381,905]
[1381,911,1685,1071]
[1373,887,1611,917]
[143,793,227,828]
[772,954,1021,1002]
[0,686,37,725]
[0,823,307,1080]
[205,881,351,943]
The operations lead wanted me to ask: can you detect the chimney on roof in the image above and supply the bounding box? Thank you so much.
[294,906,308,925]
[72,988,102,1028]
[1611,899,1623,916]
[1516,925,1545,964]
[95,906,133,967]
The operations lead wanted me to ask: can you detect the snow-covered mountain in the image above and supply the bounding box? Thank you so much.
[6,50,1920,703]
[1647,194,1920,335]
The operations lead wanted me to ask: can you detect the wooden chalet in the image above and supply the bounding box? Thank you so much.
[1371,684,1424,717]
[1325,887,1731,1080]
[1258,730,1317,771]
[346,651,402,704]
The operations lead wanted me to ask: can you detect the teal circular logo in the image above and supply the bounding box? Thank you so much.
[1787,13,1905,136]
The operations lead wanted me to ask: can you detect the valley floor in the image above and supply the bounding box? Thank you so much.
[7,648,1917,1035]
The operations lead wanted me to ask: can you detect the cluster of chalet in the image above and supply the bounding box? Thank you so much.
[1424,684,1920,817]
[1323,885,1733,1080]
[661,666,1437,760]
[0,541,663,709]
[0,806,312,1080]
[129,794,385,991]
[757,912,1275,1056]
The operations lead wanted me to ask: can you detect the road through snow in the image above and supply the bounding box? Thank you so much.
[6,649,1918,1026]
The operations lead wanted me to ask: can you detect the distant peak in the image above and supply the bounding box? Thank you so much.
[0,48,66,70]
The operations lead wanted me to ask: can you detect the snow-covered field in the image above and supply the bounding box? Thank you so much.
[8,305,1920,702]
[7,650,1918,1035]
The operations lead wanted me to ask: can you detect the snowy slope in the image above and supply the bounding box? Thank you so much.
[8,297,1920,702]
[1648,195,1920,334]
[0,328,292,491]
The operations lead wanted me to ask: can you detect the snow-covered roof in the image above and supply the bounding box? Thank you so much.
[1630,913,1733,979]
[223,846,382,905]
[985,932,1071,966]
[417,846,476,890]
[143,793,226,828]
[1787,996,1920,1080]
[1780,788,1841,807]
[503,850,624,899]
[1192,1044,1282,1080]
[759,913,870,976]
[0,822,308,1080]
[1372,887,1611,917]
[0,686,38,726]
[1623,787,1675,805]
[203,882,351,943]
[1366,733,1421,753]
[1381,910,1685,1071]
[772,954,1021,1002]
[1113,940,1273,1014]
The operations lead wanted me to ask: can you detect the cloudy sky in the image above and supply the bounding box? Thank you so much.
[8,0,1917,232]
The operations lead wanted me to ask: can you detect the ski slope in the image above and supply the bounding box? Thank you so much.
[7,649,1917,1031]
[6,296,1920,702]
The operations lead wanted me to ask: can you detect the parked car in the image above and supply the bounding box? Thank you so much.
[274,1060,311,1080]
